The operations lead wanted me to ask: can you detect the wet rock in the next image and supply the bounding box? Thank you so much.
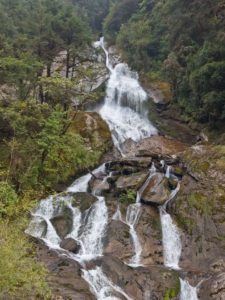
[70,111,112,152]
[173,165,185,177]
[125,136,188,158]
[99,255,180,300]
[70,192,98,212]
[199,272,225,300]
[88,178,110,194]
[37,244,95,300]
[136,205,163,265]
[103,220,133,262]
[115,171,149,193]
[167,178,178,190]
[141,173,170,205]
[107,158,152,171]
[51,207,73,239]
[60,238,80,253]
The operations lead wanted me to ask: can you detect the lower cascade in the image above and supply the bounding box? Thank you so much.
[26,38,202,300]
[179,279,198,300]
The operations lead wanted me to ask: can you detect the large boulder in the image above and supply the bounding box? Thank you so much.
[115,171,149,193]
[141,173,170,205]
[37,244,95,300]
[103,220,133,262]
[98,255,180,300]
[60,238,80,253]
[125,136,188,158]
[88,178,110,195]
[69,192,98,212]
[69,111,112,152]
[51,207,73,239]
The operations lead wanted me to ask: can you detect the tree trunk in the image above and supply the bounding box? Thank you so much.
[66,51,70,78]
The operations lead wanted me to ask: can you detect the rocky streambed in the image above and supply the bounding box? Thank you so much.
[27,133,225,300]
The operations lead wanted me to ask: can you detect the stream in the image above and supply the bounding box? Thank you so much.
[26,38,199,299]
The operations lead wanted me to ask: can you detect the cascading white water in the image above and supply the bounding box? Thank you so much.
[125,163,156,266]
[112,205,123,221]
[165,165,172,178]
[179,279,198,300]
[160,172,182,270]
[94,37,157,152]
[26,164,133,299]
[126,203,142,266]
[82,267,133,300]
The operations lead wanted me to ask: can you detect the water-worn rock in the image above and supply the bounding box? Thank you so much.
[141,173,170,205]
[115,171,149,193]
[98,255,180,300]
[136,205,163,265]
[51,207,73,239]
[88,178,110,194]
[37,244,95,300]
[60,238,80,253]
[199,272,225,299]
[107,158,152,172]
[125,135,188,158]
[70,192,98,212]
[103,220,133,262]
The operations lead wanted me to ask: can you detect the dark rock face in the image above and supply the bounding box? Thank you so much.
[60,238,80,253]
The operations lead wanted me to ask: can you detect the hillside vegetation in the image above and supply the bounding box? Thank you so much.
[104,0,225,129]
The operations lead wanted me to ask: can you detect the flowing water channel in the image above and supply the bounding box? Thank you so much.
[26,38,199,299]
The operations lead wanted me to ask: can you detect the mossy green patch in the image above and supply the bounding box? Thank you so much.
[176,213,197,234]
[163,273,180,300]
[187,192,213,215]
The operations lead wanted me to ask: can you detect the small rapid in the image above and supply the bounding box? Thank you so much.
[179,279,199,300]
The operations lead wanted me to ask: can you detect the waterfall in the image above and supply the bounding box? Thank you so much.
[112,205,123,221]
[165,165,172,178]
[160,170,182,270]
[94,37,157,152]
[26,37,201,300]
[179,279,198,300]
[82,267,133,300]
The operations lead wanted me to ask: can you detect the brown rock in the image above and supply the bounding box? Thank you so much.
[70,192,98,212]
[141,173,170,205]
[51,207,73,239]
[60,238,80,253]
[125,136,188,158]
[115,171,149,192]
[103,220,133,262]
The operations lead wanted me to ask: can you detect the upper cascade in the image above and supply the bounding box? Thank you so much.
[94,37,157,153]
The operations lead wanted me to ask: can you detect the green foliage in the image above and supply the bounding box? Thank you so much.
[0,101,96,193]
[0,182,18,217]
[0,219,50,299]
[119,189,136,205]
[105,0,225,126]
[187,192,213,216]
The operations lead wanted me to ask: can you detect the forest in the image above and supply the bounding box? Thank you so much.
[104,0,225,127]
[0,0,225,299]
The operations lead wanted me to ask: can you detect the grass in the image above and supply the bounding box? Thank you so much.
[0,218,50,299]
